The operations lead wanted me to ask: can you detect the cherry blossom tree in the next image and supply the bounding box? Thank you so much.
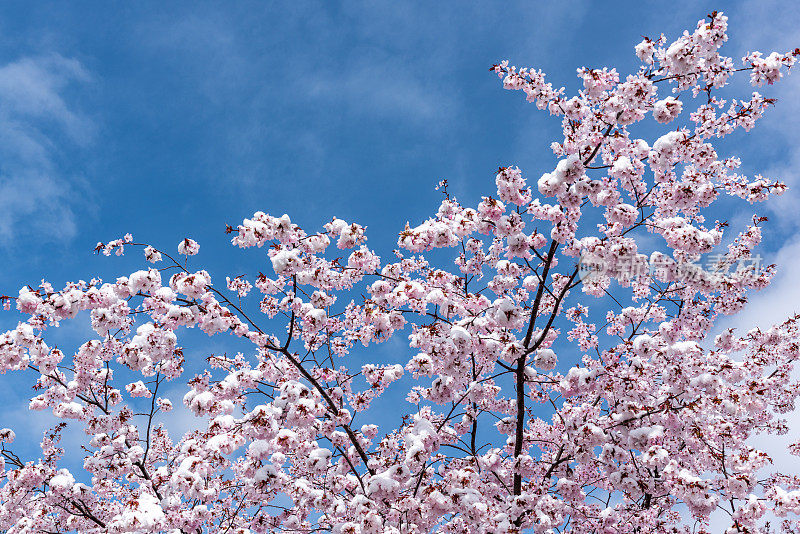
[2,11,800,534]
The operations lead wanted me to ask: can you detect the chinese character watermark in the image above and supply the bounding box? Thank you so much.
[578,253,763,283]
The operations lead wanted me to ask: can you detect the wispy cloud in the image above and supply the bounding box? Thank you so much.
[0,55,93,244]
[304,57,457,122]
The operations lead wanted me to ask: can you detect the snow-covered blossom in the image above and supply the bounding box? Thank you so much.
[178,238,200,256]
[533,348,558,370]
[144,245,162,263]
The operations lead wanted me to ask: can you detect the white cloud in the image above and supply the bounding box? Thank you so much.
[0,55,93,244]
[304,57,457,122]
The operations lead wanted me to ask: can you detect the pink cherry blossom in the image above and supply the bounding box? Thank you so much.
[177,238,200,256]
[0,11,799,534]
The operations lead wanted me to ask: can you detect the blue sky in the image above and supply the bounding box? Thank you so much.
[0,1,795,283]
[0,0,794,289]
[0,0,799,515]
